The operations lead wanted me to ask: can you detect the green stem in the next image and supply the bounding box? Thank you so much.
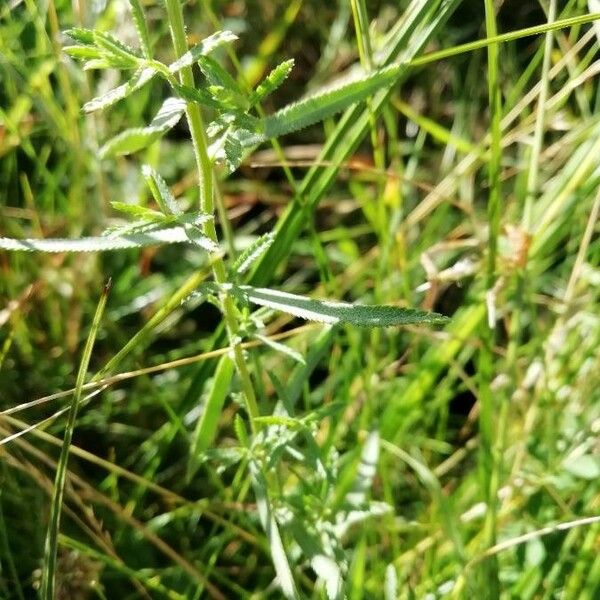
[163,0,259,432]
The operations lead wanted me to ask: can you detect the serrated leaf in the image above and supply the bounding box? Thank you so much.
[142,165,182,215]
[93,31,141,67]
[207,84,249,110]
[232,232,276,275]
[127,0,151,58]
[169,30,238,74]
[0,228,190,253]
[64,27,95,45]
[223,128,244,172]
[172,82,222,110]
[230,285,448,327]
[63,45,103,60]
[83,67,156,113]
[254,62,405,143]
[253,415,303,428]
[110,201,165,220]
[99,97,186,157]
[251,59,295,105]
[210,128,262,173]
[233,414,249,447]
[183,223,219,252]
[198,55,244,97]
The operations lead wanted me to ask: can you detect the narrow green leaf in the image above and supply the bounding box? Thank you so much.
[142,165,182,215]
[188,355,235,478]
[207,84,249,110]
[127,0,152,58]
[232,232,276,275]
[198,55,244,98]
[0,227,190,252]
[172,82,223,110]
[64,27,95,45]
[231,285,448,327]
[104,212,211,237]
[41,281,110,600]
[110,201,165,220]
[83,58,133,70]
[233,414,249,448]
[253,415,302,429]
[260,62,404,141]
[183,223,219,252]
[254,333,305,365]
[251,59,295,105]
[169,30,238,74]
[93,30,141,66]
[83,67,156,113]
[63,45,103,60]
[99,97,186,158]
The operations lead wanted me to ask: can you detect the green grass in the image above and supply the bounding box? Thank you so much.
[1,1,600,598]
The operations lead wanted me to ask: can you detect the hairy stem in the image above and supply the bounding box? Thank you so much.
[164,0,259,432]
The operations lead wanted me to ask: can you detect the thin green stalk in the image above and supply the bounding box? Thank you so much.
[480,1,502,596]
[163,0,259,432]
[484,0,502,287]
[41,281,110,600]
[523,0,556,232]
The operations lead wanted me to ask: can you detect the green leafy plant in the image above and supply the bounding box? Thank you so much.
[3,1,600,598]
[0,1,447,596]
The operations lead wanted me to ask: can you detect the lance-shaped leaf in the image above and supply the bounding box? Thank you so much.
[229,285,447,327]
[169,30,238,74]
[198,55,246,105]
[99,97,186,158]
[93,30,141,66]
[64,27,95,45]
[0,227,190,253]
[254,62,405,142]
[232,232,276,275]
[127,0,151,58]
[142,165,182,216]
[188,355,235,479]
[250,59,295,105]
[83,67,156,113]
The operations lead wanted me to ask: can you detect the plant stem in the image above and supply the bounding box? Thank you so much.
[164,0,259,432]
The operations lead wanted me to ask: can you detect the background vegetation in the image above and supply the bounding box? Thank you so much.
[1,0,599,598]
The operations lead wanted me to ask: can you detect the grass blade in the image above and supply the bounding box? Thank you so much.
[188,355,235,478]
[40,281,111,600]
